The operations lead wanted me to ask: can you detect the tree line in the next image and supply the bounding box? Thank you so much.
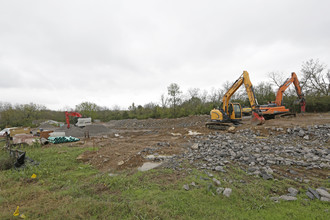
[0,59,329,128]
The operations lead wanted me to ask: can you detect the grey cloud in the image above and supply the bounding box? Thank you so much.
[0,0,329,109]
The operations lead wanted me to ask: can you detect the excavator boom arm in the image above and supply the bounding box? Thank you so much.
[242,71,259,109]
[222,71,259,111]
[222,76,243,112]
[275,72,304,106]
[65,111,82,128]
[292,73,304,99]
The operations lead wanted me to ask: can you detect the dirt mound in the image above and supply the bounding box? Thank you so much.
[118,154,145,170]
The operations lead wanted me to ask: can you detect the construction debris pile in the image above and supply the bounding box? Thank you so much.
[164,124,330,180]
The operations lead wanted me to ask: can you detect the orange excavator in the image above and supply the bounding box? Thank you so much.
[260,72,305,119]
[65,111,82,129]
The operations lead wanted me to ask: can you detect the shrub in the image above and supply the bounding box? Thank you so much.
[0,150,15,170]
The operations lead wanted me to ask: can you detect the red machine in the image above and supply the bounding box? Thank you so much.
[260,72,306,119]
[65,111,82,129]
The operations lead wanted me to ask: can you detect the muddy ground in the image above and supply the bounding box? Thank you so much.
[43,113,330,175]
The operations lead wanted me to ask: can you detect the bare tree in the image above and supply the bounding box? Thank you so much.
[62,105,74,112]
[160,94,168,108]
[208,88,223,104]
[144,102,157,109]
[188,88,200,99]
[222,80,244,100]
[268,71,297,97]
[301,59,330,96]
[111,105,121,111]
[200,89,208,104]
[268,71,285,87]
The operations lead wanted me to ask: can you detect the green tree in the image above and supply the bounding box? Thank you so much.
[167,83,182,117]
[75,102,101,119]
[0,103,47,127]
[128,103,137,118]
[253,82,275,105]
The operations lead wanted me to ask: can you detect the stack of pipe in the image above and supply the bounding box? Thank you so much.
[48,136,80,144]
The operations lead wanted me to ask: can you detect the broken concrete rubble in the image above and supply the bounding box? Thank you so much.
[316,188,330,199]
[308,188,321,200]
[223,188,232,197]
[279,195,297,201]
[288,187,299,197]
[183,184,190,191]
[12,134,37,146]
[212,178,221,186]
[164,124,330,181]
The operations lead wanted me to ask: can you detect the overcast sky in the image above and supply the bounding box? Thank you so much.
[1,0,329,110]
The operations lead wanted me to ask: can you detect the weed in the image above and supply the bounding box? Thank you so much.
[0,150,15,170]
[31,139,42,148]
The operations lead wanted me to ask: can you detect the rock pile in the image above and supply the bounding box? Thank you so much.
[306,187,330,201]
[271,187,330,202]
[164,124,330,179]
[186,124,329,172]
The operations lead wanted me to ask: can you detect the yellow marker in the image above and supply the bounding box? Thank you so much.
[31,174,37,179]
[13,206,19,216]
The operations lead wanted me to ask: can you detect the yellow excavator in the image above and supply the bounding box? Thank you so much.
[206,71,265,129]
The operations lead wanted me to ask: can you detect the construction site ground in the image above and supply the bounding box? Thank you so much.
[55,113,330,173]
[1,112,330,219]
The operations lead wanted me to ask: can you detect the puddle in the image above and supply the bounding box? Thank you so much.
[138,162,162,172]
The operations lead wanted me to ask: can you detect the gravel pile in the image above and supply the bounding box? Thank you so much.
[164,124,330,177]
[54,124,111,138]
[107,115,209,129]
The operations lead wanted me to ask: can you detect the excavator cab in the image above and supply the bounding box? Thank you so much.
[210,103,242,122]
[228,103,242,121]
[208,103,242,129]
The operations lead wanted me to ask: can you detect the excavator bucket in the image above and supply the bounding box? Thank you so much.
[251,112,265,125]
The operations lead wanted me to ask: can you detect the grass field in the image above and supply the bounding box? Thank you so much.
[0,145,329,219]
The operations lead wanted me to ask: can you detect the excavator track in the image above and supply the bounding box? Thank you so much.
[205,122,233,130]
[275,112,296,119]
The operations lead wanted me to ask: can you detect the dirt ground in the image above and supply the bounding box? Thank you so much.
[71,113,330,173]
